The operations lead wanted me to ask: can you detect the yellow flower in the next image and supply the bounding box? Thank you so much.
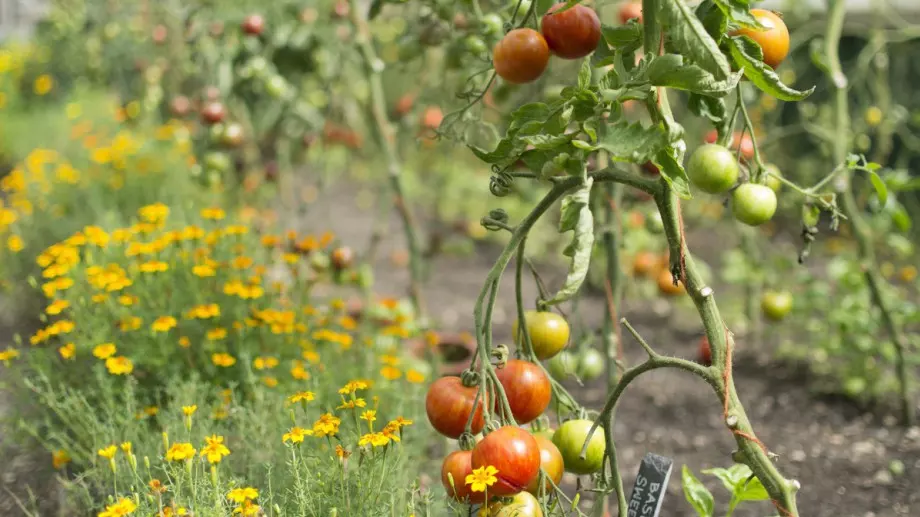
[312,413,341,438]
[52,449,71,469]
[152,316,177,332]
[57,342,76,360]
[98,445,118,459]
[207,327,227,340]
[93,343,117,359]
[119,316,142,331]
[388,417,413,429]
[360,410,377,423]
[192,264,216,277]
[97,497,137,517]
[262,376,278,387]
[212,353,236,367]
[232,500,260,516]
[7,235,24,252]
[148,479,167,494]
[253,356,278,370]
[290,361,310,380]
[186,303,220,319]
[182,405,198,416]
[117,295,138,306]
[337,380,369,395]
[201,207,226,220]
[139,260,169,273]
[465,465,499,493]
[200,435,230,464]
[406,369,426,384]
[178,336,191,348]
[105,356,134,375]
[335,445,351,460]
[165,442,196,462]
[380,366,402,380]
[227,487,259,503]
[138,203,169,224]
[120,442,132,454]
[33,74,53,95]
[282,426,313,444]
[381,424,402,442]
[0,347,19,365]
[287,391,315,404]
[358,432,390,448]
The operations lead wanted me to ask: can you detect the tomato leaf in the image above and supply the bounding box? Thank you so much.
[544,178,595,306]
[695,0,728,42]
[866,169,889,206]
[728,36,815,101]
[660,0,732,81]
[682,465,715,517]
[688,93,726,123]
[578,59,592,89]
[593,120,669,163]
[735,475,770,502]
[654,147,692,199]
[601,24,642,48]
[521,134,571,150]
[713,0,759,28]
[891,204,912,232]
[648,54,741,96]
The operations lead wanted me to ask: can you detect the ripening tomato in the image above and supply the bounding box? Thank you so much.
[732,183,777,226]
[170,95,191,117]
[619,1,643,24]
[553,419,605,474]
[761,290,793,321]
[699,336,712,366]
[442,451,486,504]
[426,376,486,438]
[152,24,167,44]
[687,144,740,194]
[332,0,350,18]
[540,3,601,59]
[221,123,245,148]
[331,247,354,270]
[632,251,658,277]
[493,28,550,84]
[204,86,222,102]
[241,14,265,36]
[657,268,685,296]
[421,106,443,130]
[480,491,544,517]
[578,348,604,380]
[471,426,541,496]
[200,102,226,125]
[732,10,790,69]
[525,435,564,494]
[495,359,551,424]
[513,311,570,360]
[395,94,415,117]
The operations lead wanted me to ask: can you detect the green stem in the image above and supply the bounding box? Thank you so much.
[825,0,913,426]
[601,176,624,386]
[349,0,427,321]
[736,84,765,180]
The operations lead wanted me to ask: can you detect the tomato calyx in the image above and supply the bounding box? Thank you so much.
[458,432,477,451]
[460,369,482,388]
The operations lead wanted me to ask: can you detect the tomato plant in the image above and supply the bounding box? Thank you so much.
[471,426,541,496]
[495,359,551,424]
[425,376,485,438]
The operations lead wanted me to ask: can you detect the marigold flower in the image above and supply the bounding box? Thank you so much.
[200,435,230,464]
[105,356,133,375]
[388,417,414,429]
[465,465,499,493]
[45,299,69,315]
[358,432,390,448]
[97,497,137,517]
[52,449,71,469]
[282,426,313,444]
[287,391,315,404]
[227,487,259,503]
[6,235,24,252]
[178,336,191,348]
[182,405,197,416]
[200,207,226,220]
[380,366,402,380]
[207,327,228,340]
[212,353,236,367]
[360,410,377,423]
[253,356,278,370]
[148,479,167,494]
[193,264,216,277]
[165,442,196,462]
[262,376,278,388]
[232,500,260,516]
[312,413,341,438]
[151,316,177,332]
[139,260,169,273]
[406,369,426,384]
[0,347,19,365]
[93,343,116,359]
[98,445,118,459]
[335,445,351,460]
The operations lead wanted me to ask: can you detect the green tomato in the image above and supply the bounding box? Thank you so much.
[204,152,231,173]
[265,76,289,98]
[553,419,605,475]
[761,290,793,321]
[763,163,783,193]
[687,144,740,194]
[732,183,777,226]
[514,311,570,360]
[578,348,604,380]
[481,14,504,35]
[546,351,576,380]
[464,36,488,57]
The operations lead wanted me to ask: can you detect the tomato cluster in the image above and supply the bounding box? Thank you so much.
[492,3,601,84]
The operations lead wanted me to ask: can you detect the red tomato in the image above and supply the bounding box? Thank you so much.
[493,28,550,84]
[495,359,551,425]
[200,102,226,125]
[471,426,541,496]
[541,3,601,59]
[526,435,564,494]
[699,336,712,366]
[619,1,643,24]
[425,376,486,438]
[395,94,415,117]
[241,14,265,36]
[442,451,486,504]
[732,9,790,69]
[421,106,443,130]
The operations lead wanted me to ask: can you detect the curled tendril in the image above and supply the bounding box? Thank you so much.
[490,166,514,197]
[460,369,482,387]
[458,432,476,451]
[484,419,502,434]
[487,208,509,224]
[491,344,510,367]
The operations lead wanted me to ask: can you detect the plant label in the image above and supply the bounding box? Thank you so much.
[626,452,673,517]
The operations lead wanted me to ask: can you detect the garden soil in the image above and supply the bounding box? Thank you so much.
[1,180,917,516]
